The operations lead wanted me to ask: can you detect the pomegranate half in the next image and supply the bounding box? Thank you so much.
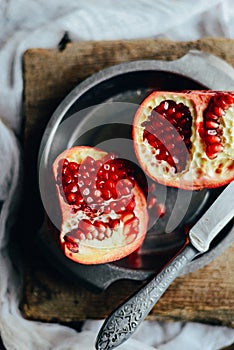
[133,90,234,190]
[52,146,148,264]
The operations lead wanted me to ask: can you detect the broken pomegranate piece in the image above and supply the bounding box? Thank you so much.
[133,90,234,190]
[52,146,148,264]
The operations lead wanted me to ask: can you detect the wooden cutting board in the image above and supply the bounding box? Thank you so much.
[21,37,234,331]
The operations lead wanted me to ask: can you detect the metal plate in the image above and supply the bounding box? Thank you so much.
[38,50,234,291]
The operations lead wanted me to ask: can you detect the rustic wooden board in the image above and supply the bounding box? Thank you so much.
[22,38,234,329]
[22,241,234,328]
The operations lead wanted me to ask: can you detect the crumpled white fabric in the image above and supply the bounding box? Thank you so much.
[1,0,234,349]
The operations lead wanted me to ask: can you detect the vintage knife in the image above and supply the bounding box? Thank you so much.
[96,181,234,350]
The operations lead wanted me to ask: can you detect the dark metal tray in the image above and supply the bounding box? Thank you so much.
[37,51,234,291]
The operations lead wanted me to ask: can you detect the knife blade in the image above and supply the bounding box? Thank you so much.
[95,182,234,350]
[189,181,234,253]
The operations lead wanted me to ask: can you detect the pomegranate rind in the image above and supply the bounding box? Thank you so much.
[52,146,148,264]
[133,90,234,190]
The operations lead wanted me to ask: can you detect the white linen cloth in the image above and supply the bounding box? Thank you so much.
[1,0,234,349]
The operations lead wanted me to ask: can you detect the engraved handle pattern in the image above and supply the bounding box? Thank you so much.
[96,244,198,350]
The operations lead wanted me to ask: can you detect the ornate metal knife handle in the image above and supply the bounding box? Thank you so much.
[95,244,198,350]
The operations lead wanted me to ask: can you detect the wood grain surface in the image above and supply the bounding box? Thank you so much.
[22,38,234,329]
[22,241,234,327]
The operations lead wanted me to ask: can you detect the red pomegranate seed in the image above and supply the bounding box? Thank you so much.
[223,94,234,105]
[103,171,111,180]
[64,235,79,253]
[205,120,219,129]
[206,135,221,144]
[153,203,166,218]
[123,216,139,237]
[128,248,142,268]
[78,218,91,230]
[62,166,69,176]
[91,229,99,239]
[77,231,86,241]
[116,180,132,196]
[66,193,77,204]
[63,174,73,185]
[109,219,120,230]
[75,195,85,206]
[67,162,79,172]
[122,211,135,223]
[94,221,107,232]
[213,95,227,108]
[206,143,224,158]
[148,182,156,193]
[110,173,119,181]
[103,226,111,238]
[86,232,93,240]
[97,232,105,240]
[110,163,117,172]
[130,217,139,229]
[205,111,219,121]
[126,198,135,212]
[105,179,116,191]
[148,196,157,209]
[116,197,130,213]
[65,184,79,197]
[96,180,105,189]
[212,106,223,117]
[102,189,112,200]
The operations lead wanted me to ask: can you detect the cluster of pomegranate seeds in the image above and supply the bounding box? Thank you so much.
[141,100,192,173]
[203,93,234,159]
[58,156,136,211]
[57,155,141,248]
[64,218,116,243]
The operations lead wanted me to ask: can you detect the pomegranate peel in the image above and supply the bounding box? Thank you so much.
[52,146,148,264]
[133,90,234,190]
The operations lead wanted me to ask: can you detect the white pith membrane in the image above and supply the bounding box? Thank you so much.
[52,146,148,264]
[222,105,234,158]
[133,91,234,190]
